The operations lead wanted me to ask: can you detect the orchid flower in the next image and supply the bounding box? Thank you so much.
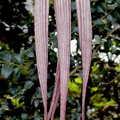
[35,0,92,120]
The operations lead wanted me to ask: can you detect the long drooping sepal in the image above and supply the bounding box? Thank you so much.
[54,0,71,119]
[34,0,49,120]
[48,60,60,120]
[76,0,92,120]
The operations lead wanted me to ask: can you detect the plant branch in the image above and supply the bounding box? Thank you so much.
[104,25,120,40]
[0,60,21,67]
[70,65,81,77]
[110,35,120,41]
[101,73,120,85]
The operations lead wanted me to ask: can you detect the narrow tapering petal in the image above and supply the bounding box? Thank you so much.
[76,0,92,120]
[54,0,71,119]
[48,60,60,120]
[34,0,49,120]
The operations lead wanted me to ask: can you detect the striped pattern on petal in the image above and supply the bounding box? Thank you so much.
[48,60,60,120]
[54,0,71,119]
[34,0,49,120]
[76,0,92,120]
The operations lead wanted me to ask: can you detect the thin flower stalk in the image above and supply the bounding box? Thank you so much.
[34,0,49,120]
[76,0,92,120]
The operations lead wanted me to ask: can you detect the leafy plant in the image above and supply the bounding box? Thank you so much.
[0,0,120,119]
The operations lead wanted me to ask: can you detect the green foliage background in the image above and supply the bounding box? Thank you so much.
[0,0,120,119]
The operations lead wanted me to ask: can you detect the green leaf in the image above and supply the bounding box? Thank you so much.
[74,77,82,84]
[34,115,41,120]
[24,81,34,90]
[96,6,104,13]
[93,19,104,25]
[0,109,5,115]
[107,3,118,10]
[49,34,58,49]
[20,67,29,75]
[1,64,14,78]
[12,53,22,64]
[94,35,101,44]
[36,87,42,98]
[26,48,34,58]
[68,80,81,93]
[116,0,120,5]
[113,11,120,20]
[20,48,26,59]
[14,68,21,79]
[111,46,117,53]
[11,98,20,107]
[36,87,41,94]
[0,51,11,62]
[91,0,98,1]
[34,99,40,107]
[91,87,98,92]
[106,15,114,23]
[1,103,9,109]
[114,80,118,84]
[71,2,76,10]
[21,113,28,120]
[115,65,120,72]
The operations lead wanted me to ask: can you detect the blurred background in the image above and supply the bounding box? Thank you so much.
[0,0,120,119]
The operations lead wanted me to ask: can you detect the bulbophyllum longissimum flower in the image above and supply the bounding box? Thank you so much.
[34,0,92,120]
